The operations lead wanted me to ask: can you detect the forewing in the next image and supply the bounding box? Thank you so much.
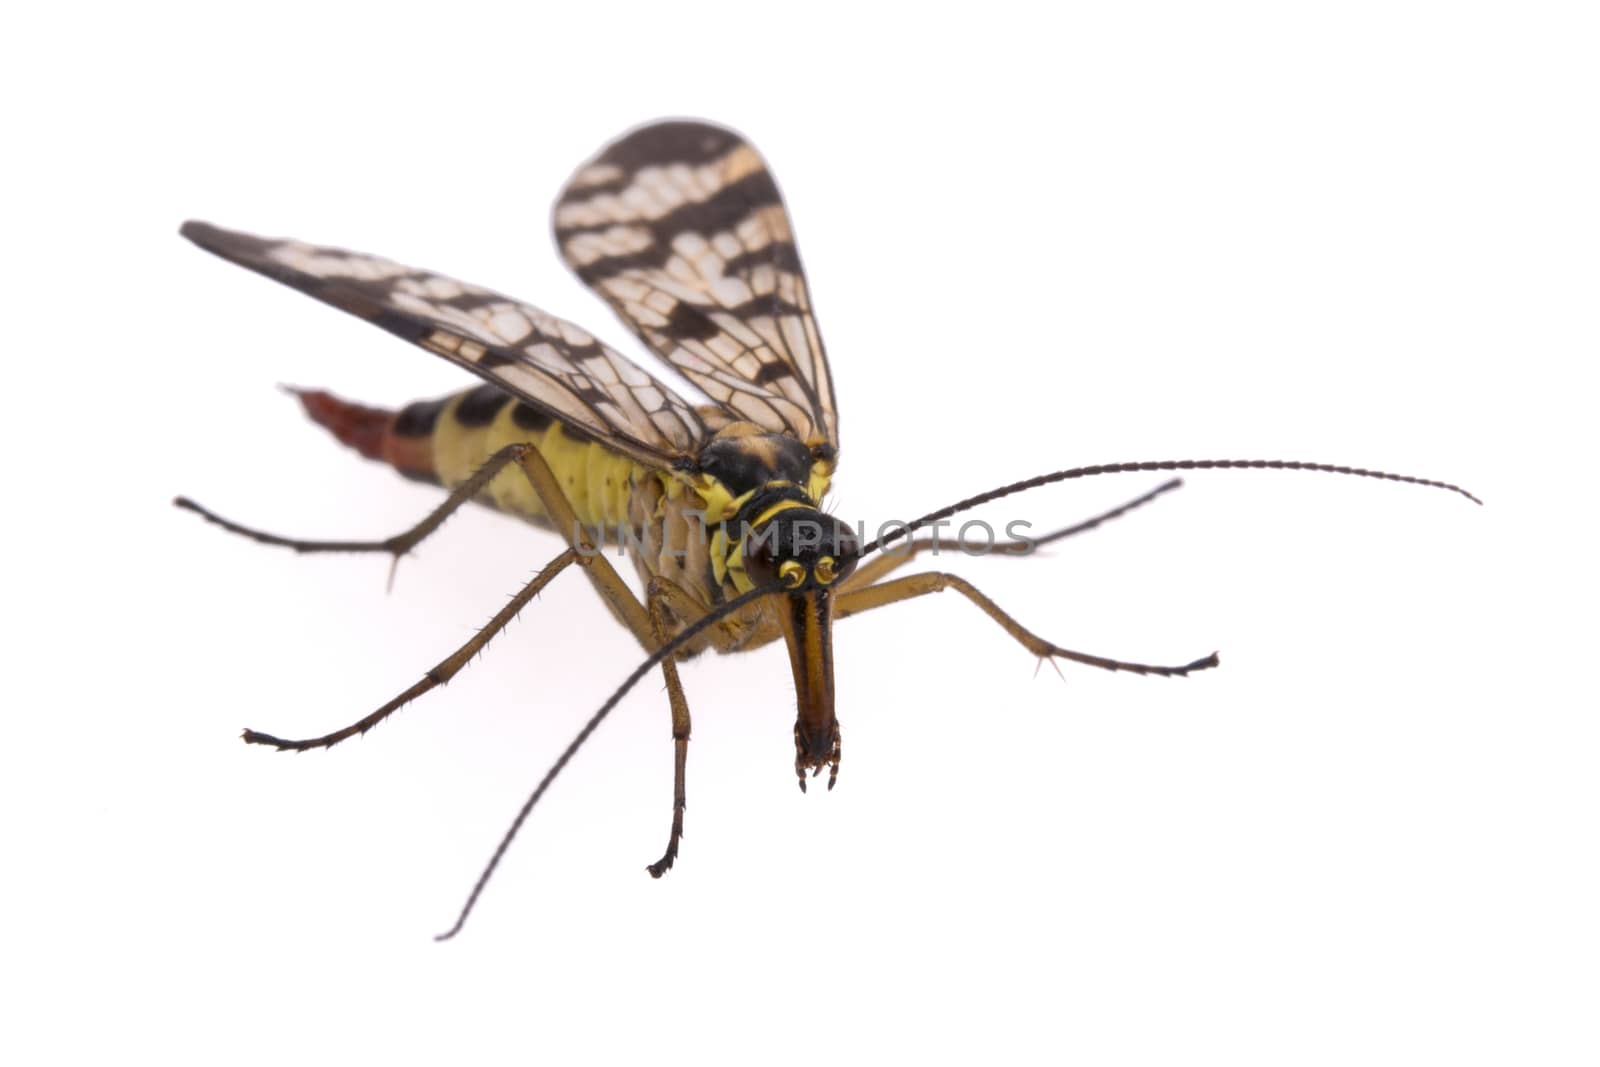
[554,121,839,452]
[181,221,707,466]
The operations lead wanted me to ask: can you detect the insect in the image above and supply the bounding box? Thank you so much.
[178,120,1478,938]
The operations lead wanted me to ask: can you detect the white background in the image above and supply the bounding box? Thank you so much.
[5,3,1596,1064]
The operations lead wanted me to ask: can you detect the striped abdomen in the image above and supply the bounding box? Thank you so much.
[295,386,833,622]
[294,384,643,535]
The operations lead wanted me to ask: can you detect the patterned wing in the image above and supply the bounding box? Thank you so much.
[181,221,707,467]
[554,121,839,454]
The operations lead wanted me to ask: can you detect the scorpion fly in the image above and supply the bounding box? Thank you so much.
[177,120,1479,938]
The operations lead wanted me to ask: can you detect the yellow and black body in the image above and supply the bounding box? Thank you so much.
[298,379,856,778]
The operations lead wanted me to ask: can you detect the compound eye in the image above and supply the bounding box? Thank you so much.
[814,556,838,585]
[778,560,806,589]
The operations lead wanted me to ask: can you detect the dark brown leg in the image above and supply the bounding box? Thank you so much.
[835,571,1218,677]
[243,550,579,750]
[644,578,691,878]
[641,576,740,878]
[175,443,536,560]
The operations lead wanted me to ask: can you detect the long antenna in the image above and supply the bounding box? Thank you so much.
[436,581,784,942]
[864,459,1480,556]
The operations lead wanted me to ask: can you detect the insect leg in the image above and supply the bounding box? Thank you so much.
[183,442,660,647]
[838,478,1183,593]
[834,572,1218,677]
[244,549,580,750]
[174,442,539,562]
[642,578,698,878]
[639,576,765,876]
[241,441,662,750]
[494,443,657,646]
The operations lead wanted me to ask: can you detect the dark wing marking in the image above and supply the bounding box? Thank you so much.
[554,121,839,453]
[181,221,707,467]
